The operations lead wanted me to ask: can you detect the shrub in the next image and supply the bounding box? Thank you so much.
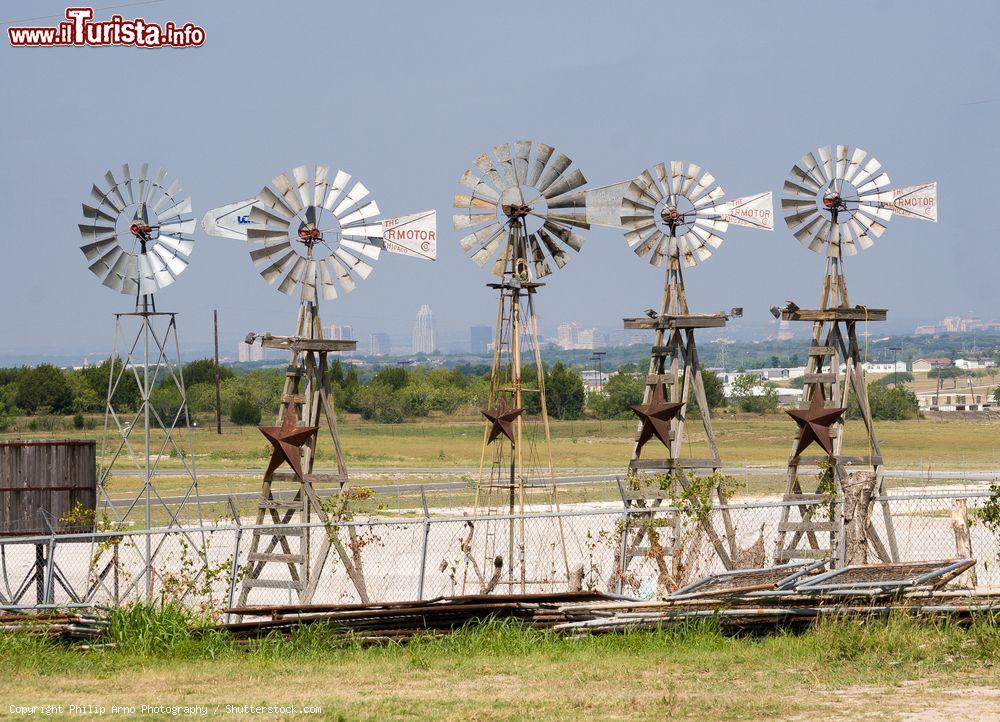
[230,395,262,426]
[849,383,919,421]
[729,373,778,414]
[590,371,644,419]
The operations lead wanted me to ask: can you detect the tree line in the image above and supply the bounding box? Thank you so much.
[0,357,976,430]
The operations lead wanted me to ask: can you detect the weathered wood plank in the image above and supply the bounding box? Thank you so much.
[629,458,719,470]
[782,308,887,322]
[625,314,727,330]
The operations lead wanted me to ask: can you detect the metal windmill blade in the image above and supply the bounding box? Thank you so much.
[79,164,195,296]
[232,165,437,303]
[781,145,937,257]
[616,162,772,269]
[454,140,591,279]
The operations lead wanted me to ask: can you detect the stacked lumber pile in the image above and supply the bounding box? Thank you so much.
[219,591,614,642]
[0,610,107,640]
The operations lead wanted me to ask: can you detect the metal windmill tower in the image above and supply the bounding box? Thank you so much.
[203,165,435,605]
[776,145,937,565]
[454,140,622,593]
[78,163,203,598]
[615,161,772,588]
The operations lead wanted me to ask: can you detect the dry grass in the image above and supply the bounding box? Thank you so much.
[1,615,997,721]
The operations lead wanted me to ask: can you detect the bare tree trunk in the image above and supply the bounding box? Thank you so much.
[950,499,978,588]
[841,470,878,566]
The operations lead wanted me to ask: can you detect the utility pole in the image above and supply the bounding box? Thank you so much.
[890,345,902,387]
[213,309,222,434]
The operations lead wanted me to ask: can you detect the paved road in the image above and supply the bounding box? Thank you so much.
[111,465,1000,480]
[106,465,999,508]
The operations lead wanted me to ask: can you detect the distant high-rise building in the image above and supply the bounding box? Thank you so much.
[556,322,578,349]
[237,339,264,363]
[369,332,390,356]
[470,325,492,354]
[576,328,598,350]
[328,324,355,355]
[412,304,437,354]
[556,322,599,350]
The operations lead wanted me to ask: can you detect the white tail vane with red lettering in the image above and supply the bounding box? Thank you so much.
[882,182,937,222]
[381,210,437,260]
[725,192,774,230]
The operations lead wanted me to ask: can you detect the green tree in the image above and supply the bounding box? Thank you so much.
[150,384,185,424]
[545,362,585,420]
[994,386,1000,406]
[875,371,914,386]
[372,366,409,390]
[589,371,644,419]
[703,369,725,409]
[230,395,262,425]
[848,382,920,421]
[356,382,405,423]
[81,358,140,412]
[729,373,778,414]
[181,358,233,387]
[15,364,73,414]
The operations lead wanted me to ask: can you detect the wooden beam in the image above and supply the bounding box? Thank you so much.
[624,314,727,330]
[629,458,720,470]
[260,334,357,352]
[802,373,837,384]
[781,308,887,322]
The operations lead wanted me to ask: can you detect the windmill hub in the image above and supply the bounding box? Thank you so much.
[129,220,153,239]
[822,191,843,210]
[502,203,531,220]
[297,221,322,246]
[659,206,681,223]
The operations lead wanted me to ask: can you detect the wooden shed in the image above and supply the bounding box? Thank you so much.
[0,440,97,537]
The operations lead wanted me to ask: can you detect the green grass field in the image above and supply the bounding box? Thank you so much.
[5,413,999,472]
[2,610,998,721]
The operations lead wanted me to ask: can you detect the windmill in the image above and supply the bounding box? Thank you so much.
[202,164,435,605]
[78,163,203,599]
[614,161,772,591]
[454,140,604,593]
[776,145,937,565]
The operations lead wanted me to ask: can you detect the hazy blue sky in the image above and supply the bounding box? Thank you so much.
[1,0,997,360]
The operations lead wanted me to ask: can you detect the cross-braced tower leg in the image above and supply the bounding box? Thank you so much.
[92,301,205,603]
[775,255,899,565]
[617,249,738,594]
[470,221,569,595]
[237,301,367,607]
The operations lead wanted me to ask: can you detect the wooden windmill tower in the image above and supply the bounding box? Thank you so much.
[453,140,615,593]
[615,162,773,589]
[79,163,204,600]
[776,145,937,565]
[203,165,435,605]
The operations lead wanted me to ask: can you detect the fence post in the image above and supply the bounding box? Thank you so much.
[417,486,430,601]
[225,497,243,624]
[44,536,57,605]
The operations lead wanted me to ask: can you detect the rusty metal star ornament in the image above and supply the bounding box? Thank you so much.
[481,403,524,445]
[259,406,319,479]
[630,383,683,453]
[786,390,846,458]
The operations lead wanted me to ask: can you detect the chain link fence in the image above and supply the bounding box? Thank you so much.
[0,491,996,612]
